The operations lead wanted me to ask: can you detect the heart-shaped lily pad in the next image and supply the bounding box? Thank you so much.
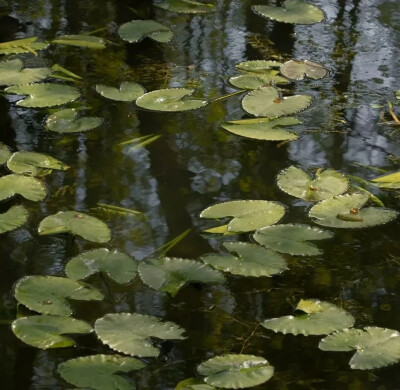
[277,166,349,202]
[5,83,80,108]
[221,117,300,141]
[175,378,216,390]
[0,174,46,201]
[58,354,146,390]
[155,0,214,13]
[229,72,289,90]
[0,143,11,164]
[242,86,313,117]
[261,299,355,336]
[200,200,285,233]
[253,224,333,256]
[12,315,92,349]
[0,205,28,234]
[308,193,398,228]
[197,354,274,389]
[95,313,186,357]
[280,59,327,80]
[235,60,282,73]
[95,81,145,101]
[14,275,104,316]
[319,327,400,370]
[0,59,51,86]
[138,257,225,296]
[46,109,103,133]
[252,0,324,25]
[38,211,111,243]
[0,37,48,55]
[7,151,68,175]
[136,88,207,112]
[118,20,173,43]
[371,171,400,189]
[52,35,107,49]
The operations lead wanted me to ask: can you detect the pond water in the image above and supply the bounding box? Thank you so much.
[2,0,400,389]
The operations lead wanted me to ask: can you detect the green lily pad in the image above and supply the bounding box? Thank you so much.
[277,166,349,202]
[5,83,81,108]
[0,205,29,234]
[95,313,186,357]
[46,109,103,133]
[319,327,400,370]
[235,60,283,73]
[38,211,111,243]
[371,171,400,189]
[308,193,398,228]
[229,72,289,90]
[95,81,145,101]
[0,37,48,55]
[197,354,274,389]
[155,0,214,13]
[0,143,11,164]
[200,200,285,233]
[261,299,355,336]
[221,117,300,141]
[138,257,225,296]
[118,20,173,43]
[201,242,287,277]
[242,86,313,118]
[175,378,216,390]
[252,0,324,25]
[52,35,107,49]
[136,88,207,112]
[12,315,92,349]
[7,151,68,175]
[58,354,146,390]
[253,224,333,256]
[14,275,104,316]
[65,248,137,284]
[280,59,327,80]
[0,174,46,201]
[0,59,51,86]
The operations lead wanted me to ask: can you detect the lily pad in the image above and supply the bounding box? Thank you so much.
[65,248,137,284]
[277,166,349,202]
[280,59,327,80]
[14,275,104,316]
[12,315,92,349]
[235,60,283,73]
[58,354,146,390]
[0,37,48,55]
[0,174,46,201]
[197,354,274,389]
[0,143,11,164]
[52,35,107,49]
[155,0,214,14]
[229,73,289,90]
[261,299,355,336]
[38,211,111,243]
[200,200,285,233]
[95,81,145,101]
[0,59,51,86]
[118,20,173,43]
[253,224,333,256]
[221,117,300,141]
[138,257,225,296]
[46,109,103,133]
[201,242,287,277]
[308,193,398,228]
[175,378,216,390]
[319,327,400,370]
[371,171,400,189]
[252,0,324,25]
[7,151,68,175]
[242,86,313,118]
[136,88,207,112]
[0,205,28,234]
[95,313,186,357]
[5,83,80,108]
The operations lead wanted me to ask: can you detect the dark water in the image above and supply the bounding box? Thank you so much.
[2,0,400,388]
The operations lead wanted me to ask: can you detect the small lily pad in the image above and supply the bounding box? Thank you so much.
[52,35,107,49]
[155,0,214,13]
[14,275,104,316]
[118,20,173,43]
[175,378,216,390]
[280,59,327,80]
[0,37,48,55]
[229,72,289,90]
[0,143,11,164]
[7,151,68,175]
[197,354,274,389]
[0,174,46,201]
[38,211,111,243]
[95,313,186,357]
[0,205,28,234]
[12,315,92,349]
[46,109,103,133]
[0,59,51,86]
[138,257,225,296]
[95,81,145,101]
[261,299,355,336]
[235,60,283,73]
[371,171,400,189]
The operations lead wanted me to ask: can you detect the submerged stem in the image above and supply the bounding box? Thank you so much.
[209,90,245,104]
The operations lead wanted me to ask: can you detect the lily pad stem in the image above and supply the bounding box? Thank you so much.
[210,90,245,104]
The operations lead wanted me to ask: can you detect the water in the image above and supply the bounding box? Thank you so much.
[2,0,400,388]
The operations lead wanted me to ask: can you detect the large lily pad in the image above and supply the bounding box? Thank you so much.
[136,88,207,112]
[5,83,80,108]
[155,0,214,13]
[12,315,92,349]
[138,257,225,296]
[319,327,400,370]
[0,205,28,234]
[242,86,312,118]
[95,81,145,101]
[261,299,355,336]
[229,72,289,90]
[7,151,68,175]
[65,248,137,284]
[253,224,333,256]
[252,0,324,25]
[14,275,104,316]
[0,143,11,164]
[95,313,186,357]
[118,20,173,43]
[309,193,398,229]
[38,211,111,243]
[201,242,287,277]
[0,174,46,201]
[46,109,103,133]
[0,37,48,55]
[58,354,146,390]
[235,60,282,73]
[280,60,327,80]
[277,166,349,202]
[52,35,106,49]
[200,200,285,233]
[175,378,215,390]
[197,354,274,389]
[0,59,51,86]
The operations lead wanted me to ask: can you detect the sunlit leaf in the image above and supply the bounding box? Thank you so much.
[0,37,48,55]
[371,171,400,189]
[0,205,28,234]
[235,60,282,73]
[52,34,107,49]
[155,0,214,14]
[229,72,289,90]
[118,20,173,43]
[0,174,46,201]
[7,151,68,175]
[95,81,145,101]
[280,59,327,80]
[46,109,103,133]
[0,59,51,86]
[175,378,216,390]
